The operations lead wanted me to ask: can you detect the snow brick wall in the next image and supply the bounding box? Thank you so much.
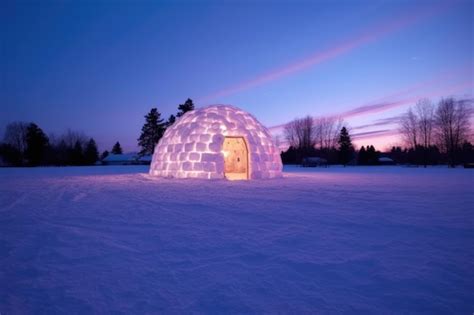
[149,105,283,179]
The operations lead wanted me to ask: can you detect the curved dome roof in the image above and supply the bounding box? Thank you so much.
[149,105,282,179]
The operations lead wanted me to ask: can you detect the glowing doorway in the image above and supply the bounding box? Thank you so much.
[223,137,249,180]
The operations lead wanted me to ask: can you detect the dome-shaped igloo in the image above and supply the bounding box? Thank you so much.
[149,105,282,180]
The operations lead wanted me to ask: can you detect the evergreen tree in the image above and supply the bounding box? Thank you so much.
[358,146,367,165]
[71,140,84,165]
[55,140,68,165]
[460,141,473,164]
[0,143,23,166]
[366,145,378,165]
[390,146,404,164]
[137,108,166,155]
[166,114,176,127]
[84,138,99,165]
[100,150,109,160]
[337,127,354,166]
[25,123,49,166]
[112,141,123,154]
[176,98,195,117]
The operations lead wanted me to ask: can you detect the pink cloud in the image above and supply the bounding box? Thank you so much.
[197,2,450,103]
[268,78,473,134]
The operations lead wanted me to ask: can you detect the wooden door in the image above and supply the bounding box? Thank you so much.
[223,137,249,180]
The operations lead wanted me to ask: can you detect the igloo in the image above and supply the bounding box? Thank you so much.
[149,105,283,180]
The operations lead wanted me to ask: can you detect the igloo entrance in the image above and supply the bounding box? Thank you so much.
[223,137,249,180]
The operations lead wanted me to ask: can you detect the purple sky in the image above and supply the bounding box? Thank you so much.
[1,0,473,152]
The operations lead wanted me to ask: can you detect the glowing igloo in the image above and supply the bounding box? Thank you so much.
[149,105,282,180]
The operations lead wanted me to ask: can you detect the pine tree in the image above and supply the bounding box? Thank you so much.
[112,141,123,154]
[71,140,84,165]
[337,127,354,166]
[84,138,99,165]
[367,145,377,165]
[0,143,23,166]
[25,123,49,166]
[176,98,195,117]
[100,150,109,160]
[137,108,166,156]
[166,114,176,127]
[358,146,367,165]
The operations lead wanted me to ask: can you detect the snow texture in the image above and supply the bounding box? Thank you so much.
[0,165,473,313]
[150,105,282,179]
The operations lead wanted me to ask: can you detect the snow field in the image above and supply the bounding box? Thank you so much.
[0,165,473,313]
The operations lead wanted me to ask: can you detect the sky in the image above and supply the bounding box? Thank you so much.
[1,0,473,152]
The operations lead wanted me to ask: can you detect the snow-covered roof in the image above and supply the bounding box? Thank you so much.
[150,104,282,179]
[378,157,394,162]
[103,153,136,162]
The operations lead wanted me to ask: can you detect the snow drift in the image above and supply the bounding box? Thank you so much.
[0,166,473,313]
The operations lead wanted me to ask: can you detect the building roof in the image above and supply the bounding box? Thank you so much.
[103,153,136,162]
[378,157,394,162]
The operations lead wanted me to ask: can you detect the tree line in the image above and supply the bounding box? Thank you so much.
[398,97,472,167]
[0,123,100,166]
[0,98,195,167]
[2,95,470,167]
[281,97,473,167]
[281,115,355,165]
[0,98,194,166]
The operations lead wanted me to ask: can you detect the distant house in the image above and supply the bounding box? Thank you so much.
[378,157,395,165]
[102,153,137,165]
[102,153,152,165]
[302,157,328,167]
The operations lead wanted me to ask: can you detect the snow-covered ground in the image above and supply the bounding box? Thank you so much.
[1,165,473,313]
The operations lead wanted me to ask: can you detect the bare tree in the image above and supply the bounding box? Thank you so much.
[284,119,299,148]
[399,108,418,149]
[3,121,29,153]
[58,129,88,148]
[284,115,344,162]
[330,117,344,149]
[301,116,315,150]
[415,98,434,149]
[284,116,315,150]
[47,132,59,146]
[435,98,472,166]
[313,116,343,150]
[313,118,323,150]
